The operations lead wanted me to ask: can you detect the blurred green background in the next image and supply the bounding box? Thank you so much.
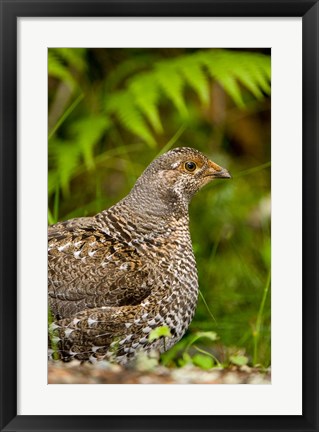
[48,48,271,368]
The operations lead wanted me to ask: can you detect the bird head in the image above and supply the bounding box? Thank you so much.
[127,147,231,218]
[144,147,230,199]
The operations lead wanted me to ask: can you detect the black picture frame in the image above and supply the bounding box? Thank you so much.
[0,1,318,431]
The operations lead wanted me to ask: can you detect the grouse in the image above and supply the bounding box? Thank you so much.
[48,147,231,364]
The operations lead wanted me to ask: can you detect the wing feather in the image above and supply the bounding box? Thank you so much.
[48,220,154,319]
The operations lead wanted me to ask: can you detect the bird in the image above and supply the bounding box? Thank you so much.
[48,147,231,364]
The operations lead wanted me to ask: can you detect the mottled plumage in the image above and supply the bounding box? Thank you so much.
[48,147,230,364]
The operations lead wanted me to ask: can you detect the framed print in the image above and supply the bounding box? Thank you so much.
[0,1,318,431]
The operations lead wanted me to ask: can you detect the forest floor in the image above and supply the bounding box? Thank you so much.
[48,360,270,384]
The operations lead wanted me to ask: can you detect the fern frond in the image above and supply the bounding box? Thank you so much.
[129,74,163,134]
[50,48,87,72]
[106,92,156,147]
[48,51,75,88]
[70,116,111,170]
[49,48,271,195]
[177,57,210,106]
[49,139,80,196]
[198,50,271,106]
[231,57,260,99]
[104,49,271,143]
[106,56,152,91]
[215,75,245,107]
[48,171,59,196]
[154,64,188,117]
[248,55,271,95]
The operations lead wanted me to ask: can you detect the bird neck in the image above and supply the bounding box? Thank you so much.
[122,181,189,221]
[96,190,190,243]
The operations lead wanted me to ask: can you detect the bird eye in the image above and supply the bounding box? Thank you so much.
[185,161,197,172]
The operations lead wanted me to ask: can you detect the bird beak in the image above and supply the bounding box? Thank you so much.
[206,160,232,179]
[211,167,232,179]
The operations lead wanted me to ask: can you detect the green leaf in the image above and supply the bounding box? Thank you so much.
[50,138,80,196]
[215,75,245,108]
[148,325,172,342]
[70,115,110,169]
[52,48,87,71]
[101,49,270,145]
[250,61,271,95]
[106,57,151,91]
[48,94,84,140]
[155,65,188,117]
[193,331,219,342]
[48,51,75,89]
[48,171,59,196]
[106,92,156,147]
[185,331,219,354]
[198,49,270,107]
[229,355,249,366]
[178,59,210,106]
[192,353,214,370]
[235,65,264,100]
[179,352,192,367]
[129,75,163,134]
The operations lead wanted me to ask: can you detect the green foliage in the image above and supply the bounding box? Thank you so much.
[192,353,215,370]
[229,355,249,366]
[48,48,87,90]
[183,331,221,369]
[160,331,221,369]
[185,331,219,349]
[106,91,157,147]
[148,325,172,342]
[148,326,173,353]
[48,51,76,89]
[48,48,270,198]
[48,310,59,360]
[105,50,270,145]
[70,115,110,169]
[198,50,271,106]
[48,48,271,368]
[252,270,271,365]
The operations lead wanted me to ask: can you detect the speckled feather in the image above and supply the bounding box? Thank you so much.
[48,147,230,364]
